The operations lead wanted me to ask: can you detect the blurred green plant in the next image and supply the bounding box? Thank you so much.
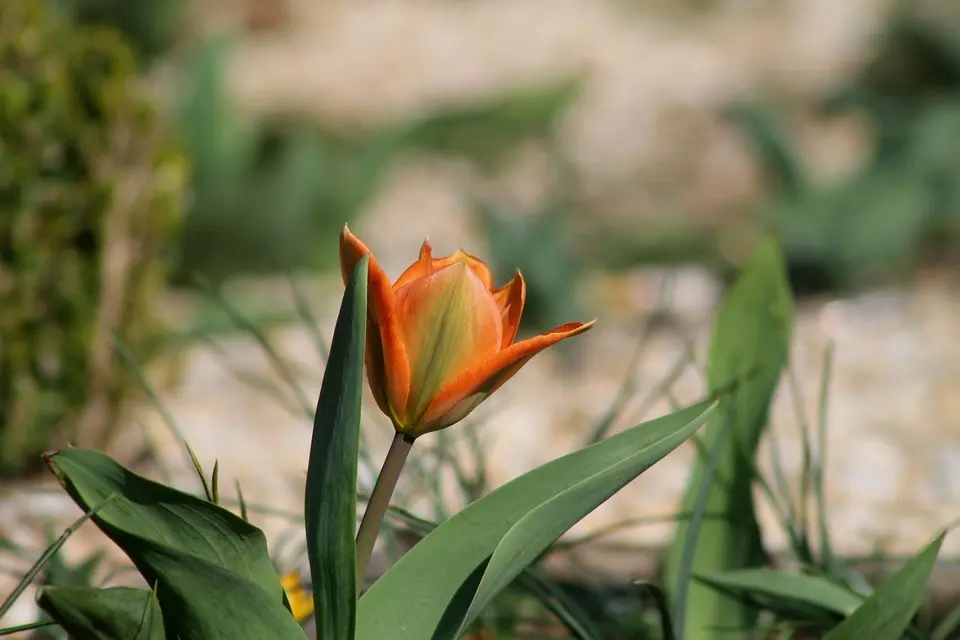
[0,0,185,476]
[51,0,188,65]
[475,193,586,338]
[170,35,401,285]
[401,77,582,172]
[170,32,583,285]
[730,0,960,294]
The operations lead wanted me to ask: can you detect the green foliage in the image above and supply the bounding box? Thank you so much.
[304,256,367,639]
[52,0,188,64]
[171,36,399,285]
[694,569,865,626]
[42,448,305,639]
[824,533,945,640]
[666,239,795,639]
[0,0,185,476]
[476,199,585,336]
[357,400,716,640]
[170,36,581,285]
[37,586,165,640]
[732,2,960,293]
[400,77,582,172]
[4,235,955,640]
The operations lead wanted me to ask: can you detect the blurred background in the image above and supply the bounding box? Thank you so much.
[3,0,960,634]
[30,0,960,295]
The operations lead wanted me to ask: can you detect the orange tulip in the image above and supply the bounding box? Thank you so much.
[339,225,595,438]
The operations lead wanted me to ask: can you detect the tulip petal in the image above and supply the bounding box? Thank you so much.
[393,261,503,427]
[437,250,495,290]
[418,320,597,433]
[392,239,435,290]
[392,242,495,292]
[492,270,525,348]
[339,225,411,417]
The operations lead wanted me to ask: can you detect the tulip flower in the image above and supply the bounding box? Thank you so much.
[339,224,595,438]
[341,224,595,584]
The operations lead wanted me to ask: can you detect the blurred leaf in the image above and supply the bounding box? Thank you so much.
[634,581,677,640]
[665,238,794,639]
[475,202,582,335]
[173,36,399,282]
[403,77,582,170]
[771,172,932,292]
[824,532,945,639]
[669,408,734,640]
[304,255,368,639]
[37,586,164,640]
[695,569,864,622]
[175,34,257,192]
[932,600,960,640]
[55,0,188,63]
[518,570,603,640]
[356,399,717,640]
[726,103,807,195]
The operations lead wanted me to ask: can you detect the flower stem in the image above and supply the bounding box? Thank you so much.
[355,432,414,590]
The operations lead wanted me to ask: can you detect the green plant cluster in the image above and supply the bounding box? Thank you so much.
[51,0,187,65]
[0,238,954,640]
[169,34,583,287]
[168,36,401,285]
[731,1,960,293]
[0,0,185,477]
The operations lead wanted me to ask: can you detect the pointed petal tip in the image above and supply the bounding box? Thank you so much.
[419,237,433,259]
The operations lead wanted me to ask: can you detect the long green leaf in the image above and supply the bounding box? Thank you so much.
[461,407,714,631]
[304,255,368,640]
[695,569,864,620]
[665,238,794,639]
[357,399,717,640]
[824,533,945,640]
[37,586,165,640]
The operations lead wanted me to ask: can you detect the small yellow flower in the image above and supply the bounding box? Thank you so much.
[280,570,314,623]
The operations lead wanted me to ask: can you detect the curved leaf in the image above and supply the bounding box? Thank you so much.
[357,399,717,640]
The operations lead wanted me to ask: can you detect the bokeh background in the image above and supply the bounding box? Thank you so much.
[3,0,960,635]
[56,0,960,295]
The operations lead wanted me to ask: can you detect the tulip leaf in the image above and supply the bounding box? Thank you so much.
[45,449,285,602]
[356,399,717,640]
[44,449,305,639]
[304,254,368,640]
[130,542,308,640]
[665,237,794,639]
[37,586,165,640]
[824,532,945,640]
[695,569,864,621]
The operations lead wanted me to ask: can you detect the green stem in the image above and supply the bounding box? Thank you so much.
[355,432,414,590]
